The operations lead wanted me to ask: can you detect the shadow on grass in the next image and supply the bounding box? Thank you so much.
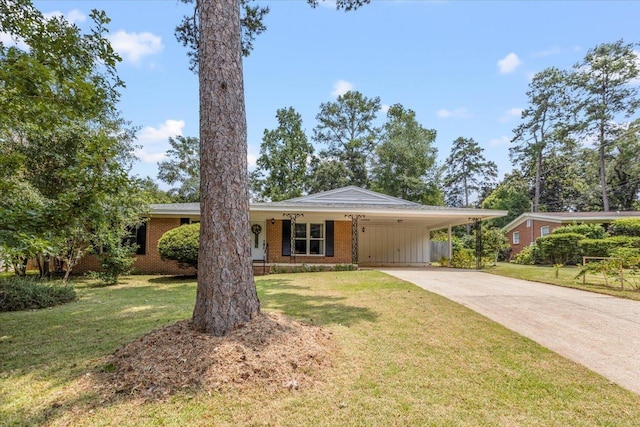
[148,275,197,284]
[257,278,379,327]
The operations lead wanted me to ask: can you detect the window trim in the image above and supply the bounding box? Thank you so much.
[540,225,550,237]
[512,231,520,245]
[294,222,325,256]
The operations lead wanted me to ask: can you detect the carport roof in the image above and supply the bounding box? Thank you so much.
[150,186,507,230]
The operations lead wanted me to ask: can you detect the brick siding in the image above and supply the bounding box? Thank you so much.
[74,217,196,276]
[508,219,561,255]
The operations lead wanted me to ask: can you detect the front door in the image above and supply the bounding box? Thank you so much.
[250,222,266,261]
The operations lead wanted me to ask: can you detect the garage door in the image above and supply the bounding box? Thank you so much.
[358,225,429,265]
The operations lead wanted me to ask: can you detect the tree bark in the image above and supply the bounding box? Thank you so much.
[599,122,610,212]
[193,0,260,336]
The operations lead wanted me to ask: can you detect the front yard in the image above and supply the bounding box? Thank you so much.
[2,271,640,426]
[488,262,640,302]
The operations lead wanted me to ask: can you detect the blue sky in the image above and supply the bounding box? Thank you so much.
[27,1,640,188]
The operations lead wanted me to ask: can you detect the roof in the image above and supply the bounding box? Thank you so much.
[502,211,640,232]
[150,186,508,230]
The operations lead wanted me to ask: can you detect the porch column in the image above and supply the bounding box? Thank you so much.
[448,224,452,266]
[345,214,364,264]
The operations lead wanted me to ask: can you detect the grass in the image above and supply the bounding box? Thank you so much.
[488,262,640,302]
[1,271,640,426]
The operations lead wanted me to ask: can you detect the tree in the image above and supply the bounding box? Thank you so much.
[312,90,381,188]
[607,119,640,210]
[157,136,200,202]
[572,40,640,211]
[443,137,497,208]
[306,158,351,193]
[372,104,442,204]
[184,0,370,335]
[510,67,572,212]
[251,107,314,202]
[481,171,531,229]
[0,1,145,283]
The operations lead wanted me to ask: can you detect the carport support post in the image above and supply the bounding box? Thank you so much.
[345,214,364,265]
[447,225,452,267]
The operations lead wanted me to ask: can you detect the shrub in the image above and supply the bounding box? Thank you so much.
[579,236,636,258]
[536,233,583,265]
[611,218,640,237]
[0,276,76,311]
[552,223,607,239]
[157,223,200,269]
[90,238,137,285]
[512,245,537,265]
[450,248,476,269]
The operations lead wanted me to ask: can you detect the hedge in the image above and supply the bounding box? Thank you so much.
[536,233,583,265]
[157,223,200,270]
[610,218,640,237]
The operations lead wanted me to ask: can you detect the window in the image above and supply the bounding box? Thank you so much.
[540,226,550,237]
[526,219,531,228]
[294,223,325,255]
[512,231,520,244]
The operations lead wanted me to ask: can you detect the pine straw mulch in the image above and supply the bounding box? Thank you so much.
[92,312,335,401]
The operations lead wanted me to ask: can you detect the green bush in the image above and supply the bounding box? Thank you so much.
[450,248,476,269]
[536,233,583,265]
[0,276,76,311]
[512,245,536,265]
[611,218,640,237]
[579,236,640,258]
[552,223,607,239]
[157,223,200,269]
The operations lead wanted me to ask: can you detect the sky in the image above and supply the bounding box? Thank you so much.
[22,0,640,189]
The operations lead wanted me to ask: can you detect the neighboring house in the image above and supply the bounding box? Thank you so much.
[75,186,507,275]
[503,211,640,255]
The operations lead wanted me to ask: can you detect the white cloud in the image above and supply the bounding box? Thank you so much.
[318,0,337,8]
[43,9,86,24]
[108,30,164,65]
[0,32,28,50]
[500,108,523,122]
[247,152,258,169]
[488,136,510,147]
[380,104,390,114]
[331,80,354,97]
[497,52,522,74]
[134,148,167,164]
[532,46,561,58]
[138,119,185,144]
[437,107,472,119]
[134,119,185,164]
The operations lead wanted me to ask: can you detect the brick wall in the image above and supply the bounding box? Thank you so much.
[508,219,561,255]
[266,219,353,264]
[74,217,196,276]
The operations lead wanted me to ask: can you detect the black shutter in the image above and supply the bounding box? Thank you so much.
[326,220,334,257]
[180,217,190,225]
[282,220,291,256]
[136,222,147,255]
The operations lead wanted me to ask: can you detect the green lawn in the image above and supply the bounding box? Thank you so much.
[488,262,640,302]
[2,271,640,426]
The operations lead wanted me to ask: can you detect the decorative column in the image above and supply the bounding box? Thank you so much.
[345,214,365,264]
[447,224,452,267]
[283,213,303,264]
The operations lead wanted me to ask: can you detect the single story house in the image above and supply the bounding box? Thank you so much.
[75,186,507,275]
[503,211,640,255]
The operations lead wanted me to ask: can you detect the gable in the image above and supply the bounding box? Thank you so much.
[281,186,420,207]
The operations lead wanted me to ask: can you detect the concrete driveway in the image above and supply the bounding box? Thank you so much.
[378,267,640,395]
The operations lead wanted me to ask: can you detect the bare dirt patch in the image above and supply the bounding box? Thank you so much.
[94,312,334,400]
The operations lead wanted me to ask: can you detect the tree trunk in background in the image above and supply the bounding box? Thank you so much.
[193,0,260,335]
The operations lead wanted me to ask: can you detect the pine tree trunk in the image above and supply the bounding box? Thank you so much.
[193,0,260,336]
[534,149,542,212]
[599,122,610,212]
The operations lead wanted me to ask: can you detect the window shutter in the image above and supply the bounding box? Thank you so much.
[136,222,147,255]
[326,220,334,257]
[282,220,291,256]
